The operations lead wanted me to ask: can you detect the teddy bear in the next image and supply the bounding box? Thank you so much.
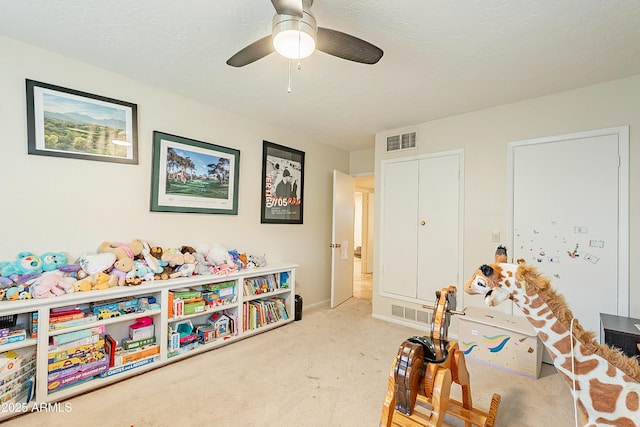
[126,260,154,284]
[98,240,144,273]
[191,252,213,275]
[109,257,133,286]
[161,248,188,267]
[136,240,163,275]
[247,254,267,269]
[169,262,197,279]
[41,252,69,272]
[197,244,236,269]
[0,252,43,277]
[74,272,111,292]
[31,273,76,298]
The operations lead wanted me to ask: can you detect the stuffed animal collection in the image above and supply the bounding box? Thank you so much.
[0,241,266,301]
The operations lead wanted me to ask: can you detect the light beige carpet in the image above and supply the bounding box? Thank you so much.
[3,298,575,426]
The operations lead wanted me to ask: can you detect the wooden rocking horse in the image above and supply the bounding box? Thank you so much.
[379,286,501,427]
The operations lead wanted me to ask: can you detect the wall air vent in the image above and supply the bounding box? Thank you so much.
[416,310,431,325]
[386,131,417,152]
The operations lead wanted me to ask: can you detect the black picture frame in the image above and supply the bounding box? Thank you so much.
[261,140,305,224]
[26,79,138,164]
[150,131,240,215]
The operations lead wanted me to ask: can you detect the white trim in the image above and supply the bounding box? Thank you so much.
[371,313,430,333]
[507,126,629,317]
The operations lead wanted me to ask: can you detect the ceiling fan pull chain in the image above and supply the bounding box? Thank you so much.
[288,59,292,93]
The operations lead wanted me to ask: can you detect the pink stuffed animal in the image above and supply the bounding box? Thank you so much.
[32,274,76,298]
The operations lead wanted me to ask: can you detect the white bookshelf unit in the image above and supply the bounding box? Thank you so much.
[0,262,296,420]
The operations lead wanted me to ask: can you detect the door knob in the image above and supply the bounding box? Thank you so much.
[420,221,426,226]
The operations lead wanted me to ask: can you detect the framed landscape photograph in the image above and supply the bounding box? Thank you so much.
[261,140,305,224]
[26,79,138,164]
[151,131,240,215]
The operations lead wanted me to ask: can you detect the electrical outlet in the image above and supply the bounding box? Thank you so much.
[491,231,500,242]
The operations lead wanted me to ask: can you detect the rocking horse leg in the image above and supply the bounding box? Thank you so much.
[426,367,452,427]
[450,347,473,427]
[379,359,397,427]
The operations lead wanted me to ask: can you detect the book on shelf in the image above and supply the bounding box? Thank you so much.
[243,274,279,296]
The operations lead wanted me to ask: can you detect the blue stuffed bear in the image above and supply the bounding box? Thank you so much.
[41,252,68,272]
[0,252,43,277]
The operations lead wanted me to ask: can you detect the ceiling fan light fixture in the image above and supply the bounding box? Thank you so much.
[272,13,317,60]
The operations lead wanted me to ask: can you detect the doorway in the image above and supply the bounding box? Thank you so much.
[354,175,374,300]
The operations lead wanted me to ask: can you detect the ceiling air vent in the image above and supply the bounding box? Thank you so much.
[386,131,417,152]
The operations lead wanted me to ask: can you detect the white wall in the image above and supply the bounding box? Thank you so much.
[0,36,349,307]
[373,75,640,325]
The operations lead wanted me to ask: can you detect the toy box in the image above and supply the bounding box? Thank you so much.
[172,290,201,300]
[194,324,217,343]
[129,317,154,341]
[0,327,26,346]
[458,306,542,379]
[168,341,198,358]
[0,371,35,404]
[91,297,139,315]
[184,301,205,315]
[31,312,38,339]
[0,347,36,380]
[172,299,184,318]
[50,325,105,346]
[202,280,235,292]
[100,354,159,378]
[122,335,156,350]
[48,338,105,364]
[114,344,160,366]
[47,351,108,381]
[47,357,109,393]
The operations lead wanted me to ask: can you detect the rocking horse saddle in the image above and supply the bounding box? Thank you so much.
[407,335,448,364]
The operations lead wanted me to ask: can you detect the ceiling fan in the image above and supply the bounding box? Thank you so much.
[226,0,383,67]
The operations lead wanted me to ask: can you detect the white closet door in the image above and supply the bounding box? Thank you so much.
[416,154,461,302]
[380,151,462,304]
[511,127,628,339]
[380,160,419,298]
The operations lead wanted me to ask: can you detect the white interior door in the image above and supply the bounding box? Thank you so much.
[509,126,629,340]
[331,170,355,308]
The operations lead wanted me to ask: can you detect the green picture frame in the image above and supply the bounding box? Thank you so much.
[150,131,240,215]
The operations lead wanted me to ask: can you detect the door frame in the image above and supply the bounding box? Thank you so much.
[507,126,629,316]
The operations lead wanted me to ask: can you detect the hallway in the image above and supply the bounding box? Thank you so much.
[353,256,372,300]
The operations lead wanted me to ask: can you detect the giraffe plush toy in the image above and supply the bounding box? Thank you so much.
[464,246,640,427]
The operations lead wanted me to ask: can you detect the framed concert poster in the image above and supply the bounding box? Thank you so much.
[260,141,305,224]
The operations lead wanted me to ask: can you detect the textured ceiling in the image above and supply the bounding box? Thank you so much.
[2,0,640,151]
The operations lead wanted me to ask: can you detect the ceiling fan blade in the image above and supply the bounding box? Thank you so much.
[226,35,274,67]
[316,27,383,65]
[271,0,303,17]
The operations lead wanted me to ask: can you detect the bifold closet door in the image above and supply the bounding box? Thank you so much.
[380,152,461,304]
[416,154,460,302]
